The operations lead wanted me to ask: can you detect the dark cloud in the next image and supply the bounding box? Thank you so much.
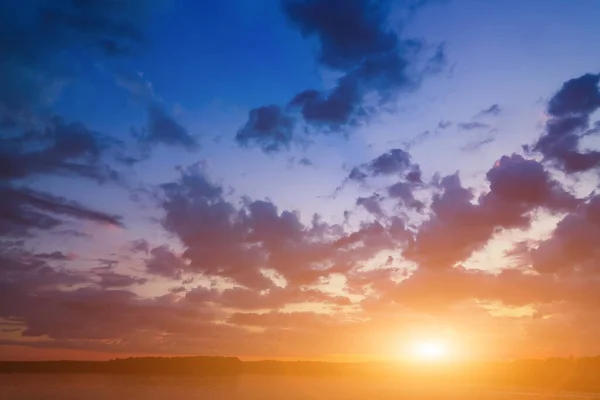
[404,173,485,269]
[144,246,188,280]
[5,57,600,358]
[0,1,148,241]
[236,0,445,152]
[0,116,122,183]
[0,184,124,237]
[405,155,577,269]
[531,195,600,274]
[387,181,424,211]
[533,73,600,173]
[0,241,355,354]
[159,164,409,289]
[94,267,148,289]
[547,73,600,117]
[34,251,75,261]
[457,121,490,131]
[347,167,368,182]
[282,0,398,70]
[136,104,198,151]
[405,166,422,183]
[476,104,502,117]
[130,239,150,254]
[236,105,295,153]
[298,157,314,166]
[0,244,88,294]
[366,148,413,176]
[158,165,270,289]
[0,243,232,350]
[356,194,385,218]
[56,229,91,238]
[349,148,416,183]
[483,154,578,220]
[334,148,424,216]
[4,288,222,342]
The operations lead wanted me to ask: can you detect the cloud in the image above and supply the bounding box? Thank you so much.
[0,242,352,353]
[116,72,199,154]
[356,194,385,218]
[137,104,198,151]
[130,239,150,254]
[158,165,271,289]
[457,121,490,131]
[56,229,91,238]
[144,246,188,280]
[3,288,222,341]
[476,104,502,117]
[228,311,338,329]
[547,73,600,117]
[0,244,223,344]
[0,243,88,294]
[387,181,424,211]
[0,184,124,237]
[236,0,446,152]
[298,157,314,166]
[34,251,76,261]
[0,116,123,183]
[334,148,424,212]
[283,0,398,70]
[94,267,148,289]
[186,285,351,311]
[0,1,148,241]
[4,38,600,358]
[531,195,600,274]
[533,73,600,173]
[159,164,411,290]
[236,105,295,153]
[375,265,600,315]
[484,155,577,213]
[405,154,578,269]
[348,148,417,184]
[364,148,413,177]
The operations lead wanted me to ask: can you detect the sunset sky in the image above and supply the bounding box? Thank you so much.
[2,0,600,362]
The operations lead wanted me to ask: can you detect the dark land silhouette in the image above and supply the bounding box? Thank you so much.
[1,356,600,392]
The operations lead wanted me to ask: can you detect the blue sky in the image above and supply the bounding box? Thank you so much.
[49,0,600,215]
[2,0,600,361]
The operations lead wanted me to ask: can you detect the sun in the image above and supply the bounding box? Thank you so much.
[409,339,449,361]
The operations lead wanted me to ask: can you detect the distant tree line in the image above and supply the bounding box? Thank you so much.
[1,356,600,392]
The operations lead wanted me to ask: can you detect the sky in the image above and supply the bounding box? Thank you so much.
[1,0,600,362]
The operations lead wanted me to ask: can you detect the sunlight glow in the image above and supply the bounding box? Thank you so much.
[410,339,449,361]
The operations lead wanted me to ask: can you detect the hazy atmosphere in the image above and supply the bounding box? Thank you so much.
[2,0,600,366]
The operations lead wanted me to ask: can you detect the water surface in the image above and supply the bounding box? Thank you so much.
[1,374,599,400]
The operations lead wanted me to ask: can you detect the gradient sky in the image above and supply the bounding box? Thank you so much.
[2,0,600,362]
